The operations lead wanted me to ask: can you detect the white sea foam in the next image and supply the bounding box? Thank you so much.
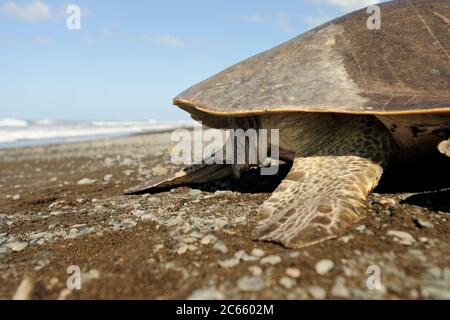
[0,119,193,147]
[0,118,29,127]
[32,119,54,125]
[91,120,158,126]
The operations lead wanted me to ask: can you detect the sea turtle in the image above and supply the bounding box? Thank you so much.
[127,0,449,248]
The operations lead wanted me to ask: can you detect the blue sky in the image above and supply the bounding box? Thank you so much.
[0,0,379,121]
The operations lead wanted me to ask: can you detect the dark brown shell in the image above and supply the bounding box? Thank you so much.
[174,0,450,118]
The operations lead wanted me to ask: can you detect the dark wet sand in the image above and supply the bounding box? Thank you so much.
[0,132,449,299]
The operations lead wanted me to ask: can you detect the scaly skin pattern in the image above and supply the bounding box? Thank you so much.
[253,113,394,248]
[254,112,449,248]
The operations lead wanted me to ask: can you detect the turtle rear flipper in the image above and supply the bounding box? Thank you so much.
[124,162,233,195]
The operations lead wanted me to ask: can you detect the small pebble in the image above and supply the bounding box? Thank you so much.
[189,189,202,197]
[218,257,240,268]
[12,277,34,300]
[140,213,155,221]
[82,269,100,282]
[188,288,224,300]
[177,245,188,255]
[419,237,429,243]
[120,158,133,166]
[251,248,265,258]
[307,286,327,299]
[331,277,350,298]
[132,210,147,218]
[415,218,434,229]
[260,255,281,265]
[77,178,96,185]
[6,241,28,252]
[379,197,397,206]
[213,241,228,254]
[234,250,247,260]
[315,259,335,275]
[339,235,353,243]
[57,288,72,300]
[182,237,198,244]
[237,277,265,292]
[279,276,296,289]
[421,286,450,300]
[187,244,197,251]
[200,234,217,245]
[13,194,21,201]
[285,267,301,278]
[387,230,416,245]
[248,266,263,277]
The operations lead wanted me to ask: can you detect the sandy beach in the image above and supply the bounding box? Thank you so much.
[0,131,449,300]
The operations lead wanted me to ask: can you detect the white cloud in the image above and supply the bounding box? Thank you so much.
[2,1,91,23]
[276,10,295,34]
[151,34,185,48]
[1,0,52,22]
[240,14,266,24]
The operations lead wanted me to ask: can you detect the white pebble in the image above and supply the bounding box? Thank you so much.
[218,257,240,268]
[307,286,327,299]
[379,197,397,206]
[260,255,281,265]
[213,241,228,254]
[279,276,296,289]
[237,277,265,292]
[12,277,34,300]
[415,218,434,229]
[77,178,96,185]
[315,259,335,275]
[132,210,147,218]
[140,213,155,221]
[188,288,224,300]
[200,234,217,245]
[248,266,263,277]
[285,267,301,278]
[331,277,350,298]
[251,248,265,258]
[6,241,28,252]
[177,245,188,255]
[387,230,416,245]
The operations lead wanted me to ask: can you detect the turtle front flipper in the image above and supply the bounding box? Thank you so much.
[438,139,450,157]
[252,156,383,248]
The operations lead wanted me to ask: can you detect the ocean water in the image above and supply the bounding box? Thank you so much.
[0,118,193,149]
